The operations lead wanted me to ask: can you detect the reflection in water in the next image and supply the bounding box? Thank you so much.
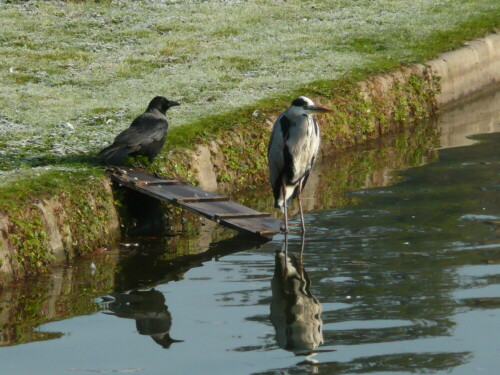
[103,289,182,349]
[270,235,323,356]
[0,253,118,347]
[438,84,500,148]
[115,234,267,291]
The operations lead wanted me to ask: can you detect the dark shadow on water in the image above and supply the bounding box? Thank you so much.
[114,234,268,292]
[116,187,169,237]
[99,234,269,350]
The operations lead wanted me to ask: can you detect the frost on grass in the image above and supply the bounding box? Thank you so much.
[0,0,499,172]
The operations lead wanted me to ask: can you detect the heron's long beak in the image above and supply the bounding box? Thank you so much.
[306,105,332,113]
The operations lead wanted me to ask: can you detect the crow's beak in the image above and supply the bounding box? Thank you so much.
[306,105,332,113]
[169,101,180,107]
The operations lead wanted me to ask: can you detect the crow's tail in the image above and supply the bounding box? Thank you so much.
[98,145,132,165]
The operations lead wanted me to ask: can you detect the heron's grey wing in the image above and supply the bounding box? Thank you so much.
[286,115,320,183]
[268,116,287,175]
[268,115,289,200]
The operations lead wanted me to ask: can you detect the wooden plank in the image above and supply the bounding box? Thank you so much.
[173,199,262,217]
[214,213,271,220]
[136,180,183,186]
[176,197,229,203]
[257,230,280,236]
[107,167,282,239]
[219,217,281,238]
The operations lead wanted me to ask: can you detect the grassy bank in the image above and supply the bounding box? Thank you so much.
[1,0,499,173]
[0,0,498,195]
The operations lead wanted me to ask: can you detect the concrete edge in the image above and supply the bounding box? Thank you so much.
[428,32,500,105]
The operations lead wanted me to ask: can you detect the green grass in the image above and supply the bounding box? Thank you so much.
[0,168,104,209]
[0,0,499,185]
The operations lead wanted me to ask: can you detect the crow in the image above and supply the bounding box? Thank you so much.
[99,96,179,165]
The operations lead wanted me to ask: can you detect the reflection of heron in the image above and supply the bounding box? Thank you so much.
[270,235,323,356]
[103,289,182,349]
[268,96,331,233]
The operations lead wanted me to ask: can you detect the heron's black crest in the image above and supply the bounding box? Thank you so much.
[291,97,308,107]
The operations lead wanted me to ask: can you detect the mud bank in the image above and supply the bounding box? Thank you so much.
[1,32,499,282]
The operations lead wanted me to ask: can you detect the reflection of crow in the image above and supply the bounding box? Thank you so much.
[104,289,182,349]
[99,96,179,165]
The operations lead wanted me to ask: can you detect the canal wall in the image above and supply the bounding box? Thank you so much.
[0,32,499,283]
[0,178,120,282]
[430,33,500,105]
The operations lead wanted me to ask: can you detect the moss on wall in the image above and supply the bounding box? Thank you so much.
[0,170,119,279]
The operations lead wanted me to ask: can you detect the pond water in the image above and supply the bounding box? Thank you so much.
[1,88,499,375]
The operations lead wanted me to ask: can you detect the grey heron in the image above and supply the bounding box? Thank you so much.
[267,96,331,233]
[99,96,180,165]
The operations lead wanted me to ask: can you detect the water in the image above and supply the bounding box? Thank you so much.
[1,88,499,374]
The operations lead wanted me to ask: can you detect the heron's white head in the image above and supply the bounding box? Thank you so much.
[288,96,332,116]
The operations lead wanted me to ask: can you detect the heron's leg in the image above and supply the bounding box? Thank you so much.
[298,232,305,277]
[283,231,289,279]
[282,184,288,233]
[297,180,306,233]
